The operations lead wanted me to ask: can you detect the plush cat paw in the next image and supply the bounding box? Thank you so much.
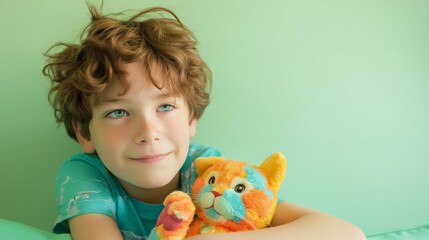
[154,191,195,240]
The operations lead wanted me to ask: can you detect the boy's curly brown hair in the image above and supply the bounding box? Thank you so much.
[43,4,211,141]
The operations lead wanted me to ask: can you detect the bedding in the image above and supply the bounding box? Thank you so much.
[1,218,428,239]
[0,219,70,240]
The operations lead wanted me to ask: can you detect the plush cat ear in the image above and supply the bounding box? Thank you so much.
[194,157,225,176]
[259,152,287,193]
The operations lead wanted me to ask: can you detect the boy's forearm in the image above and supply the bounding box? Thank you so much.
[186,212,366,240]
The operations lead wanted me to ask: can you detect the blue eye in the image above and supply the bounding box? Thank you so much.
[157,104,174,112]
[107,110,128,118]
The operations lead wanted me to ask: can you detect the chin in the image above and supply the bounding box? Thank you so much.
[143,176,177,189]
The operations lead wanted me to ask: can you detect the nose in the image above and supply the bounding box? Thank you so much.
[134,115,160,144]
[212,191,222,198]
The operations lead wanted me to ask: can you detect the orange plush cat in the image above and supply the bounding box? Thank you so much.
[148,152,287,240]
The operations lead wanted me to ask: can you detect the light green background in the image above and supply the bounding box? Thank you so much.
[1,0,428,236]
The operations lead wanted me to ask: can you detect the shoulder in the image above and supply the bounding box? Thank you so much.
[55,153,116,198]
[188,143,222,159]
[55,152,115,192]
[56,153,110,181]
[61,152,104,166]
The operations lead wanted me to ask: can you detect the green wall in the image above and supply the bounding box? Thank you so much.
[1,0,428,236]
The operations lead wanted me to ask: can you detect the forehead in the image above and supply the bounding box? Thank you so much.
[92,61,177,105]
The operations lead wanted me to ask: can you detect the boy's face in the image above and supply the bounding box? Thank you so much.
[76,61,196,197]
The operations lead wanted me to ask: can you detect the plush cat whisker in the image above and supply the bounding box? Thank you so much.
[187,193,198,199]
[235,215,257,230]
[245,212,273,228]
[226,208,256,230]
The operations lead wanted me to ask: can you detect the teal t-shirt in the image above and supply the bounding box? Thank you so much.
[53,144,221,240]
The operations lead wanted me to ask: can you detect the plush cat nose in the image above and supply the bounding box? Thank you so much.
[212,191,222,198]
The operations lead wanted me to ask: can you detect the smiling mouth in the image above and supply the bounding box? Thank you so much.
[131,154,167,163]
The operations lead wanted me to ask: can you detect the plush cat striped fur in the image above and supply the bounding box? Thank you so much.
[148,152,287,240]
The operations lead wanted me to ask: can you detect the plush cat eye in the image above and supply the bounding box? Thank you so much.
[208,176,216,184]
[234,184,246,193]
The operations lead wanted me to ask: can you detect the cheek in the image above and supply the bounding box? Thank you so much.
[167,113,194,137]
[242,190,273,215]
[90,123,126,152]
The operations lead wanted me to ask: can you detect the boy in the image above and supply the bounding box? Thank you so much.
[43,4,366,240]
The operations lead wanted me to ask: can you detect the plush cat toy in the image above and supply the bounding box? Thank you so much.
[148,152,287,240]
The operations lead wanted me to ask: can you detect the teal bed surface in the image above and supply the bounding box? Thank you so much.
[0,219,70,240]
[367,225,429,240]
[1,218,429,239]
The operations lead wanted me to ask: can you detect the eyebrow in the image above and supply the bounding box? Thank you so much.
[93,96,124,107]
[94,92,176,107]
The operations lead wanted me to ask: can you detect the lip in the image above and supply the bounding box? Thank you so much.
[131,153,168,163]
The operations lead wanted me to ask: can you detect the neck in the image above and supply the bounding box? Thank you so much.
[119,173,181,204]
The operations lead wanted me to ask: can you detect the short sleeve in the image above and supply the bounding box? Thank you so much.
[53,154,117,233]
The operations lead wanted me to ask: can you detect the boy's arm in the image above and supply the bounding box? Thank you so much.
[69,213,124,240]
[186,201,367,240]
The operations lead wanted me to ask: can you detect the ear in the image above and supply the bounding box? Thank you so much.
[72,121,95,153]
[194,157,224,176]
[259,152,287,193]
[189,117,197,137]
